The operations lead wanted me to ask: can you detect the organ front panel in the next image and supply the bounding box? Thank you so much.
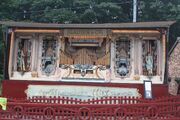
[9,28,165,84]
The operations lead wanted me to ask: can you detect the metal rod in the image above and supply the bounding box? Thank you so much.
[133,0,137,23]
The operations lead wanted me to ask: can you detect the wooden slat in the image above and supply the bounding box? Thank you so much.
[69,36,105,39]
[112,30,160,34]
[73,48,93,65]
[96,52,110,66]
[59,50,73,65]
[8,31,14,77]
[14,29,60,33]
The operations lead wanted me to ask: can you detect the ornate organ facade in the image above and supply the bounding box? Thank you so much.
[4,21,174,85]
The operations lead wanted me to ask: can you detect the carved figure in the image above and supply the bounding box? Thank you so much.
[117,45,129,76]
[17,40,30,72]
[43,41,56,75]
[19,50,25,71]
[115,39,130,77]
[118,48,128,58]
[118,58,128,76]
[45,42,54,57]
[146,52,153,74]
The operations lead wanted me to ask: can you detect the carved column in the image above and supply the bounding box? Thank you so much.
[8,31,15,77]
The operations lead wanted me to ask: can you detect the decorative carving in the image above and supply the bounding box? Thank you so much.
[59,38,109,78]
[78,107,91,120]
[17,39,32,72]
[68,38,102,47]
[114,107,127,119]
[59,50,73,65]
[146,54,153,74]
[96,52,110,66]
[13,106,23,119]
[115,37,131,77]
[41,36,57,75]
[60,64,106,78]
[142,40,157,75]
[73,48,96,65]
[64,29,107,37]
[73,64,94,77]
[43,107,55,120]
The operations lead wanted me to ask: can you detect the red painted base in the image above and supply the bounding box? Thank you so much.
[1,80,169,99]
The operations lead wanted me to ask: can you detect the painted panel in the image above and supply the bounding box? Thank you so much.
[2,80,170,99]
[64,29,107,37]
[27,85,141,100]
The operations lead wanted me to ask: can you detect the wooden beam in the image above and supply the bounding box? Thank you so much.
[71,43,99,47]
[8,31,14,78]
[161,33,166,82]
[68,36,105,39]
[142,36,159,40]
[14,29,60,33]
[112,30,160,34]
[162,34,166,71]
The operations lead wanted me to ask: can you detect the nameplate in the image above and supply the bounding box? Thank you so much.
[27,85,141,100]
[64,29,107,37]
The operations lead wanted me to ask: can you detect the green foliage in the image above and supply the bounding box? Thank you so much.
[30,0,64,18]
[81,9,96,23]
[0,26,4,77]
[0,0,12,20]
[41,9,79,23]
[0,41,4,73]
[0,0,179,23]
[0,0,179,78]
[138,0,180,21]
[95,2,129,23]
[0,0,134,23]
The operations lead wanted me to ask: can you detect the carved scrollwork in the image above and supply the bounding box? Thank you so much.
[146,106,159,119]
[17,39,32,72]
[142,40,158,76]
[114,37,131,77]
[13,106,23,119]
[43,107,55,120]
[41,36,57,76]
[78,107,91,120]
[114,107,127,120]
